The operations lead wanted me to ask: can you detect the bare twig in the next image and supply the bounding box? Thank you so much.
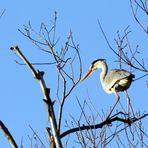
[56,32,82,132]
[130,0,148,34]
[98,19,148,76]
[29,125,46,148]
[15,60,56,65]
[0,9,6,19]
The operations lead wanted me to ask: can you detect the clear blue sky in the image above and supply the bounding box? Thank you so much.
[0,0,147,147]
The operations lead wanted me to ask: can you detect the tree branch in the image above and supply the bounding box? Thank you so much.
[0,120,18,148]
[10,46,63,148]
[60,113,148,139]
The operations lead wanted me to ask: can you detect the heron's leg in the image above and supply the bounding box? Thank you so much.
[124,90,135,117]
[119,100,126,113]
[106,93,120,119]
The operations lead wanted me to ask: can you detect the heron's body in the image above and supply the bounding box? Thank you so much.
[101,69,134,94]
[81,59,135,118]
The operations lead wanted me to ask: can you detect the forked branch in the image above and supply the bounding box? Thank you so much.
[19,15,82,135]
[10,46,63,148]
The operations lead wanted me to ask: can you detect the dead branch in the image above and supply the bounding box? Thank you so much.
[0,120,18,148]
[60,113,148,139]
[10,46,63,148]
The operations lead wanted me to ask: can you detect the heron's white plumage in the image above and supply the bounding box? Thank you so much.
[102,69,133,94]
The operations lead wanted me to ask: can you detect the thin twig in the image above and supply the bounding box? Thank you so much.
[0,9,6,19]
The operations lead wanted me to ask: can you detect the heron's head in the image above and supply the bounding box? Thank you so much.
[81,59,106,81]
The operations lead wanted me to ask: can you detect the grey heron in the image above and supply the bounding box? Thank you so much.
[81,59,135,118]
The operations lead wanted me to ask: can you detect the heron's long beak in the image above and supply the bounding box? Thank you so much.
[81,68,92,82]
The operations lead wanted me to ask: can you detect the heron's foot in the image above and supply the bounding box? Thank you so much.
[125,117,135,126]
[104,117,112,126]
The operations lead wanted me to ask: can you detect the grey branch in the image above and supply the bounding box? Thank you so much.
[0,120,18,148]
[10,46,63,148]
[60,113,148,139]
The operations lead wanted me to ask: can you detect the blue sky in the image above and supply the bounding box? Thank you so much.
[0,0,148,147]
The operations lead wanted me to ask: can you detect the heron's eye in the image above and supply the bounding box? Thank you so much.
[90,64,94,69]
[91,64,97,71]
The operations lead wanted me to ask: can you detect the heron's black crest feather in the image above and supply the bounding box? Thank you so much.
[91,59,106,65]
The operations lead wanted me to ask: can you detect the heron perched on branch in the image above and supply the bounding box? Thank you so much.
[81,59,135,118]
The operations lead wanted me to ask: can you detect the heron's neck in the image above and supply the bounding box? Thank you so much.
[99,63,108,85]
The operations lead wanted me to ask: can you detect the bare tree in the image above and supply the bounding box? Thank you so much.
[8,12,148,148]
[0,8,147,147]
